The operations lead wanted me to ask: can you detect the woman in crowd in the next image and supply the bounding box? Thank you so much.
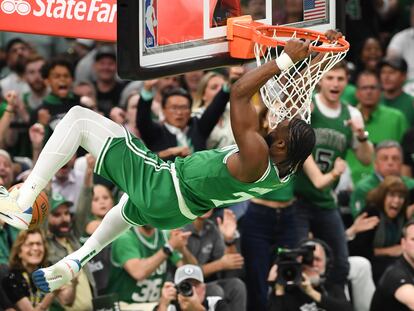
[349,175,409,283]
[2,228,75,310]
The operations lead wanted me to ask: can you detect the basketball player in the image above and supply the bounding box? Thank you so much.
[0,32,341,292]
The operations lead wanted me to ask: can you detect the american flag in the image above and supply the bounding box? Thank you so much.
[303,0,326,21]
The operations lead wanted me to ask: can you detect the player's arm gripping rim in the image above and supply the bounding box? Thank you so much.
[227,39,311,183]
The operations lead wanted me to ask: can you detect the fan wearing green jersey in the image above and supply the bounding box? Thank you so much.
[0,32,343,293]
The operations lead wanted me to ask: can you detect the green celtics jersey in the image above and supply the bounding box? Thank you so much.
[175,144,292,211]
[295,100,353,209]
[106,228,181,303]
[256,178,295,202]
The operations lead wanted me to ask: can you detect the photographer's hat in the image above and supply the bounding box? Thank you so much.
[174,265,204,284]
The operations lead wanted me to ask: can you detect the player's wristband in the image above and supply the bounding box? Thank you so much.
[275,53,294,71]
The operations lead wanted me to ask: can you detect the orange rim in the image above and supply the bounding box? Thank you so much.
[252,25,350,53]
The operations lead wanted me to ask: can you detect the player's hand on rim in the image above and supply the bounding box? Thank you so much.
[283,39,311,63]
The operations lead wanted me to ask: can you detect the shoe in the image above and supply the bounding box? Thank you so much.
[0,186,31,230]
[32,259,81,292]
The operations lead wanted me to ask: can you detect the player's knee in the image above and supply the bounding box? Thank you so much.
[67,105,88,119]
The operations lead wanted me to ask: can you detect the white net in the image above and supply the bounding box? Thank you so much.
[254,30,348,129]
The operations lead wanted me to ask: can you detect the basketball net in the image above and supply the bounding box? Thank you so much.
[254,32,348,129]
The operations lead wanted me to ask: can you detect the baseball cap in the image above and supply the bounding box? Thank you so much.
[378,57,408,73]
[95,45,116,61]
[50,192,73,213]
[174,265,204,284]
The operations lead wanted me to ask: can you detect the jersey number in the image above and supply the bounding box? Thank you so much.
[315,148,335,172]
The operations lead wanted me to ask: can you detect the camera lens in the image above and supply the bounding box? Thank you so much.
[177,281,193,297]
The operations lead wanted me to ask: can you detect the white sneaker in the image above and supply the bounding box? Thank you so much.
[0,186,31,230]
[32,258,81,292]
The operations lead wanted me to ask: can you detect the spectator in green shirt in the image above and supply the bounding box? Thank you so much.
[379,57,414,126]
[346,71,409,183]
[350,140,414,218]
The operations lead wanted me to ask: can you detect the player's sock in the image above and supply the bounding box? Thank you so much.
[16,175,48,212]
[67,200,131,267]
[33,199,131,292]
[32,258,81,292]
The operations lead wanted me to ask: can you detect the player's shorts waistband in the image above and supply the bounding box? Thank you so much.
[170,163,198,221]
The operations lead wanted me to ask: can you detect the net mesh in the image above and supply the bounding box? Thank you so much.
[254,30,348,129]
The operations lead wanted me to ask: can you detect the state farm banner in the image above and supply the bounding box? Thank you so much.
[0,0,116,41]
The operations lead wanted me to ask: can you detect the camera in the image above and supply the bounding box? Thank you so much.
[176,281,193,297]
[275,244,315,286]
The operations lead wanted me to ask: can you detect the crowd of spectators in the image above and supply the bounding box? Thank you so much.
[2,1,414,311]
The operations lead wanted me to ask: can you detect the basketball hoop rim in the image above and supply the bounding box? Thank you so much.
[252,25,350,53]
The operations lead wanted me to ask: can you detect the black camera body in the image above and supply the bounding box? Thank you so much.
[176,281,193,297]
[275,245,315,286]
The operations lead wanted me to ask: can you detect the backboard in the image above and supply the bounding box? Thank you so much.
[117,0,343,80]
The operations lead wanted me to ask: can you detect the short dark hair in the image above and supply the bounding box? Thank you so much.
[402,219,414,238]
[330,60,349,75]
[161,87,193,109]
[5,38,27,53]
[41,58,74,79]
[356,70,380,87]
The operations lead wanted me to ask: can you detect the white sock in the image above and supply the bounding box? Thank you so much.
[66,196,131,268]
[17,175,48,211]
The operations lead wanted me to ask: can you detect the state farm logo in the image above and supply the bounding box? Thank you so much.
[0,0,116,22]
[1,0,31,15]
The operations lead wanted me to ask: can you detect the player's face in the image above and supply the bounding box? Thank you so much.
[163,95,192,130]
[92,184,114,218]
[0,155,13,188]
[203,75,225,107]
[356,74,381,108]
[318,68,347,105]
[45,65,73,99]
[384,191,405,219]
[19,232,45,268]
[25,60,46,93]
[380,66,406,92]
[375,147,402,177]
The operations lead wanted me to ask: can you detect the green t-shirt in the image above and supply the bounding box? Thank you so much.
[380,92,414,126]
[106,228,181,303]
[341,84,358,106]
[294,99,353,209]
[350,173,414,218]
[346,105,409,183]
[0,225,19,265]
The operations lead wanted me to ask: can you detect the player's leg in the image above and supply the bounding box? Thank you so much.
[33,194,131,292]
[0,106,125,229]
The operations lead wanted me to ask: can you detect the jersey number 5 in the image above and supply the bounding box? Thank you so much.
[315,148,335,172]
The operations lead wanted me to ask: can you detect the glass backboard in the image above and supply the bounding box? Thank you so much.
[117,0,342,80]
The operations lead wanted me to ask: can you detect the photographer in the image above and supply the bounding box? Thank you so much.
[156,265,229,311]
[267,239,353,311]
